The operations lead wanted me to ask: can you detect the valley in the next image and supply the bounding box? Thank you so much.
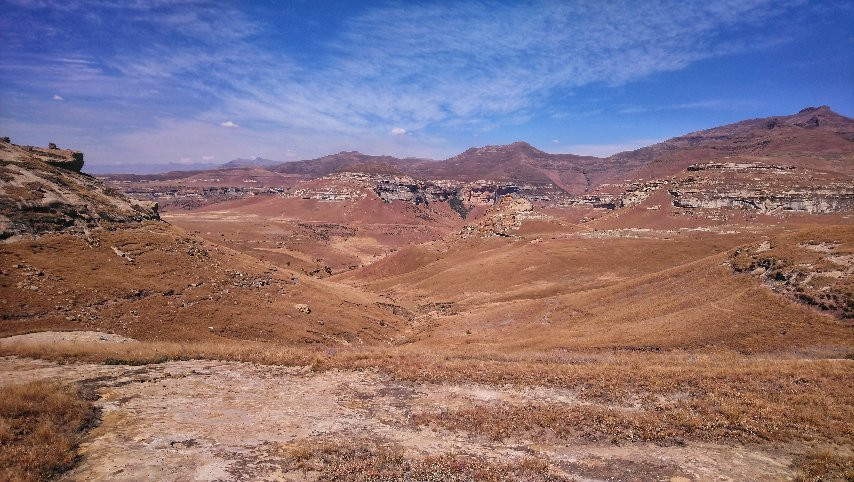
[1,106,852,481]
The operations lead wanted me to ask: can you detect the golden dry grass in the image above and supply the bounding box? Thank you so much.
[793,450,854,481]
[729,225,853,320]
[339,227,853,353]
[0,222,405,345]
[2,339,851,448]
[397,350,854,447]
[0,381,96,482]
[414,396,851,446]
[278,438,565,481]
[0,339,327,367]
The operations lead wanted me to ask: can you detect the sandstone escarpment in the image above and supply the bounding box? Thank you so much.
[571,179,669,209]
[0,139,159,239]
[668,163,853,214]
[288,172,526,214]
[563,160,853,216]
[669,185,854,213]
[4,140,86,172]
[460,195,541,237]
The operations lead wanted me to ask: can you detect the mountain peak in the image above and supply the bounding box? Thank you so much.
[798,105,831,114]
[509,141,534,148]
[503,141,543,153]
[460,141,545,157]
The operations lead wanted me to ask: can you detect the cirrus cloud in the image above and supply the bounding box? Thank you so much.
[0,0,838,168]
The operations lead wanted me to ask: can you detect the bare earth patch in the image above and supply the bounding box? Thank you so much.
[0,331,135,347]
[0,353,833,481]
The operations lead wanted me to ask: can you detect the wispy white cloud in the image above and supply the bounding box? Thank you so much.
[196,0,804,148]
[617,99,761,114]
[0,0,812,165]
[52,94,63,101]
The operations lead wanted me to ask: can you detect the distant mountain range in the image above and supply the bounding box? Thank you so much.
[86,157,282,175]
[95,106,853,193]
[220,157,282,169]
[86,161,223,175]
[268,105,853,194]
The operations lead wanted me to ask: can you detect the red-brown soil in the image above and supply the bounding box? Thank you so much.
[1,107,853,480]
[0,221,406,344]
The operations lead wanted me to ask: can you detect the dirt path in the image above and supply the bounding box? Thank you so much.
[0,355,797,481]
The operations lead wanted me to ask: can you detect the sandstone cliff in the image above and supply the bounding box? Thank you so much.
[0,139,159,239]
[459,195,541,237]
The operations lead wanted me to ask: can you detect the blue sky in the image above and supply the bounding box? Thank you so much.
[1,0,852,171]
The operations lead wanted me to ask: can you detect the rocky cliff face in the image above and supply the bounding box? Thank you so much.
[668,163,853,214]
[292,172,526,212]
[564,161,853,215]
[459,195,543,237]
[287,157,854,219]
[458,181,520,206]
[374,176,429,204]
[371,174,523,207]
[669,186,854,213]
[0,139,159,239]
[1,140,86,172]
[571,179,668,209]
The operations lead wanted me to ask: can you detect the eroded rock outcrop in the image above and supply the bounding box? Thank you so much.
[14,141,86,172]
[669,186,854,213]
[374,175,428,204]
[0,139,160,239]
[569,179,669,209]
[289,172,524,214]
[563,161,853,216]
[728,230,853,320]
[373,176,520,207]
[669,163,853,214]
[460,195,541,237]
[459,181,520,206]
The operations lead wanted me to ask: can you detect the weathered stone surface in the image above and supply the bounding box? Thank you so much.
[562,161,853,216]
[570,179,669,209]
[0,139,159,239]
[668,164,854,214]
[669,187,854,213]
[729,234,853,320]
[288,172,527,213]
[460,195,542,237]
[23,143,86,172]
[459,181,519,206]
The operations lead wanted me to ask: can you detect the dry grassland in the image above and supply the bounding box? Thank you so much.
[278,439,564,481]
[0,381,97,482]
[1,340,851,450]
